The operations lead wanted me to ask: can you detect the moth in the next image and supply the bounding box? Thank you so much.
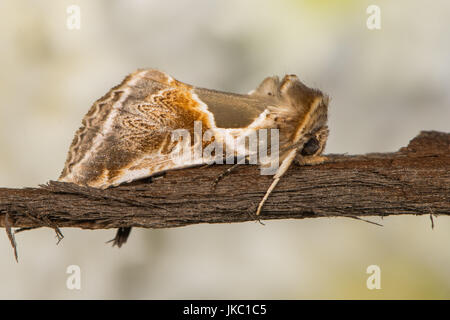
[59,69,329,246]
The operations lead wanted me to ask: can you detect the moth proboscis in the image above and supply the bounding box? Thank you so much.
[59,69,329,246]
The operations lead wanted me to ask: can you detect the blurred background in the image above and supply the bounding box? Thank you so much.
[0,0,449,299]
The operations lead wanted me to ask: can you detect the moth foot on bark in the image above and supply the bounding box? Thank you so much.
[246,202,265,225]
[295,155,327,166]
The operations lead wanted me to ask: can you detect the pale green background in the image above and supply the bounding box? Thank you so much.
[0,0,449,299]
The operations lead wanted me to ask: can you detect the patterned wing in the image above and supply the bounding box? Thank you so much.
[59,69,214,188]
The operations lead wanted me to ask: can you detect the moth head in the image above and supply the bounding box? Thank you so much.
[280,74,329,157]
[252,74,329,157]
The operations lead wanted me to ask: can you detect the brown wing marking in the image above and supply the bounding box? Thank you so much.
[60,69,216,188]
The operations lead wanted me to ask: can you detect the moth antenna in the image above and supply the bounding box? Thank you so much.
[256,148,297,215]
[256,177,281,216]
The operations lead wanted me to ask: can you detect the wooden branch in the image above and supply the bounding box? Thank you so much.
[1,131,449,233]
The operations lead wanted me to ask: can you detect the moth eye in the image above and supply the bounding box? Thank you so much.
[301,137,320,156]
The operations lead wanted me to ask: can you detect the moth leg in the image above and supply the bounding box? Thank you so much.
[211,154,252,190]
[211,163,241,190]
[256,149,297,215]
[295,155,327,166]
[200,163,215,169]
[152,171,167,179]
